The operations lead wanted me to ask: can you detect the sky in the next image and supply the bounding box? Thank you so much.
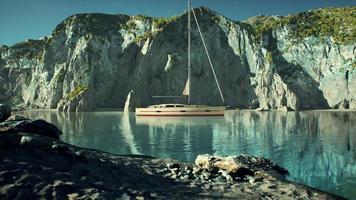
[0,0,355,46]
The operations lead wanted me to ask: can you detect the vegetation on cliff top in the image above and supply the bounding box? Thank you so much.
[153,15,179,29]
[7,39,45,61]
[133,15,179,43]
[52,13,129,37]
[244,7,356,44]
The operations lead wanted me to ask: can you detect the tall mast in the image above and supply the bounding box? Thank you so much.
[187,0,191,104]
[192,8,225,104]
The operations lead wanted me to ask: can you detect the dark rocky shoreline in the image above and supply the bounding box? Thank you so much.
[0,104,347,199]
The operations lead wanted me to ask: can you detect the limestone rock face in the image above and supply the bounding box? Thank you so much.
[0,7,355,111]
[272,28,354,110]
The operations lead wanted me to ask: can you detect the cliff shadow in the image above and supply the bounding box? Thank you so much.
[203,19,257,108]
[107,11,258,108]
[184,10,257,108]
[265,31,329,110]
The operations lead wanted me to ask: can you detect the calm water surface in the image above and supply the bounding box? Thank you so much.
[17,110,356,199]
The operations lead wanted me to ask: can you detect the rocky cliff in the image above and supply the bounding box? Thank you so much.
[0,7,355,111]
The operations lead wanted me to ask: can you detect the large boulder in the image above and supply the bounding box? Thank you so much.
[0,118,62,139]
[195,154,288,180]
[196,154,241,173]
[0,104,11,122]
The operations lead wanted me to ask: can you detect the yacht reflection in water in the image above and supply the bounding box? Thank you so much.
[135,116,222,161]
[135,116,226,161]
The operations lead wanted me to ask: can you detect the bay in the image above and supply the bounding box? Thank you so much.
[17,110,356,199]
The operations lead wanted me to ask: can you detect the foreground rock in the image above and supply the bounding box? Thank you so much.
[0,116,62,139]
[0,105,61,139]
[0,133,345,200]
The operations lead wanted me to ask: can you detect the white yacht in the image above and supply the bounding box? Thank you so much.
[136,104,225,116]
[135,0,226,116]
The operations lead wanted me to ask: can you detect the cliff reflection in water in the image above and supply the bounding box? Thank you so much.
[17,110,356,199]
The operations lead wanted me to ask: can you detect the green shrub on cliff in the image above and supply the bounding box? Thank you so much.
[153,15,178,29]
[352,61,356,70]
[65,85,89,101]
[131,14,150,21]
[122,20,137,34]
[211,14,219,24]
[134,31,155,43]
[245,16,282,42]
[245,7,356,45]
[266,52,273,64]
[133,16,179,43]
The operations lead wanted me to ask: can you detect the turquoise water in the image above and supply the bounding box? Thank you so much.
[18,110,356,199]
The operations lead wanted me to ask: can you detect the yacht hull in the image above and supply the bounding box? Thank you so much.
[135,106,225,116]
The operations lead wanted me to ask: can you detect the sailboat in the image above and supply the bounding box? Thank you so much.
[135,0,226,116]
